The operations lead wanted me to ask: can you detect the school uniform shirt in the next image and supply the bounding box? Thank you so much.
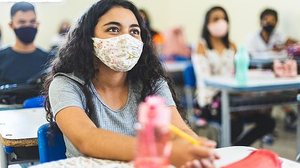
[49,73,176,157]
[246,30,287,57]
[0,47,51,85]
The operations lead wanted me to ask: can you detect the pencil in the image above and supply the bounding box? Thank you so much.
[169,124,200,145]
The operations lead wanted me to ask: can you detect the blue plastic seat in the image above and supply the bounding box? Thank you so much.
[183,64,196,122]
[23,96,45,108]
[37,123,66,163]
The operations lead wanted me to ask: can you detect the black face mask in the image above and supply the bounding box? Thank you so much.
[14,27,37,44]
[263,24,275,34]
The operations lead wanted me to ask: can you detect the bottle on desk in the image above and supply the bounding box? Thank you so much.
[235,46,250,85]
[134,96,171,168]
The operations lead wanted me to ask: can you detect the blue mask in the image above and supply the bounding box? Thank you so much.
[14,27,37,44]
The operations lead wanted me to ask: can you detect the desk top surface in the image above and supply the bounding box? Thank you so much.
[162,61,191,72]
[215,146,300,168]
[0,107,47,140]
[30,146,299,168]
[205,70,300,92]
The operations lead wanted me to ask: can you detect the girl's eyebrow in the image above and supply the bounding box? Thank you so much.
[130,24,140,28]
[103,22,140,29]
[103,21,121,26]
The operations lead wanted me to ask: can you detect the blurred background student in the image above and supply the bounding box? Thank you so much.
[0,1,51,86]
[50,20,71,55]
[246,8,298,132]
[192,6,275,146]
[246,8,297,58]
[139,9,159,39]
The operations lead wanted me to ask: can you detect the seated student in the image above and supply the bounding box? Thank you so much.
[162,26,191,60]
[246,8,298,132]
[0,1,51,86]
[49,20,71,55]
[246,8,297,58]
[192,6,275,146]
[44,0,218,167]
[138,9,158,39]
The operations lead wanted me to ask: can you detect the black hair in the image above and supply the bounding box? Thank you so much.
[139,9,150,27]
[10,1,35,18]
[201,6,230,49]
[139,8,158,38]
[260,8,278,22]
[44,0,181,132]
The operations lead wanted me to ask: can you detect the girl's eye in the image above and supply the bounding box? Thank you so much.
[130,29,140,36]
[107,27,119,33]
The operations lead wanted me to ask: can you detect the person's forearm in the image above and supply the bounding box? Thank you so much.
[78,128,136,161]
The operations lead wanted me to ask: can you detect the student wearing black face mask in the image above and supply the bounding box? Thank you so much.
[0,1,51,86]
[246,8,298,132]
[246,8,297,57]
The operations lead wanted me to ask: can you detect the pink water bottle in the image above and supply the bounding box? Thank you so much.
[134,96,172,168]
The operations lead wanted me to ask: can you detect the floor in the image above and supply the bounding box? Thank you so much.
[252,115,297,161]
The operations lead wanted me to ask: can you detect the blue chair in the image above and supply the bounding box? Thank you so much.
[37,123,66,163]
[23,96,45,108]
[183,64,196,122]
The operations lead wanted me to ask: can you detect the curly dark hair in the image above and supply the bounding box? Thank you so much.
[201,6,230,50]
[44,0,181,129]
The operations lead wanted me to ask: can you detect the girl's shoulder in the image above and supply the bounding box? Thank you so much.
[229,42,237,53]
[196,39,208,56]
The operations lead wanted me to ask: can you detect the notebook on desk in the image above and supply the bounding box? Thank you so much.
[215,146,300,168]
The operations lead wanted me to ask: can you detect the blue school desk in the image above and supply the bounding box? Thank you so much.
[0,107,47,167]
[204,70,300,153]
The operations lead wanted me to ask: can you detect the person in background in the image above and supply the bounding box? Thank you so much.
[138,8,164,56]
[246,8,297,57]
[50,20,71,54]
[192,6,275,146]
[162,26,191,60]
[44,0,218,167]
[246,8,298,132]
[138,9,158,38]
[0,1,51,86]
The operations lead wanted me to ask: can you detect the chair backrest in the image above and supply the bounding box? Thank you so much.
[183,64,196,87]
[37,123,66,163]
[23,96,45,108]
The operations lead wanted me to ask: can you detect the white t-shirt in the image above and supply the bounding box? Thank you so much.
[246,30,287,58]
[192,43,235,106]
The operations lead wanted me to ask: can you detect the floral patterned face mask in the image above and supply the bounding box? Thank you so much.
[92,34,144,72]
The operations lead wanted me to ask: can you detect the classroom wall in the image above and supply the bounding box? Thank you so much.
[0,0,299,51]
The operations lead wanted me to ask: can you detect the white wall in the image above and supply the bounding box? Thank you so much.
[0,0,299,50]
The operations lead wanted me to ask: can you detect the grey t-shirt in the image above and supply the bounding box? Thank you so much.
[49,73,175,157]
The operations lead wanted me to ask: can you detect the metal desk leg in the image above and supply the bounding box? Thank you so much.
[0,142,7,168]
[221,90,231,147]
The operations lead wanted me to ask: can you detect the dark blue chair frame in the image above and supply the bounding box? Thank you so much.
[37,123,66,163]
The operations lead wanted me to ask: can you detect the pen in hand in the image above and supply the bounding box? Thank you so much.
[169,124,201,145]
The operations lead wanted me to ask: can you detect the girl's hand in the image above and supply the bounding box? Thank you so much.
[180,159,215,168]
[170,138,218,167]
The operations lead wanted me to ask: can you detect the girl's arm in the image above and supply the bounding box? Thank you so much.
[55,106,136,161]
